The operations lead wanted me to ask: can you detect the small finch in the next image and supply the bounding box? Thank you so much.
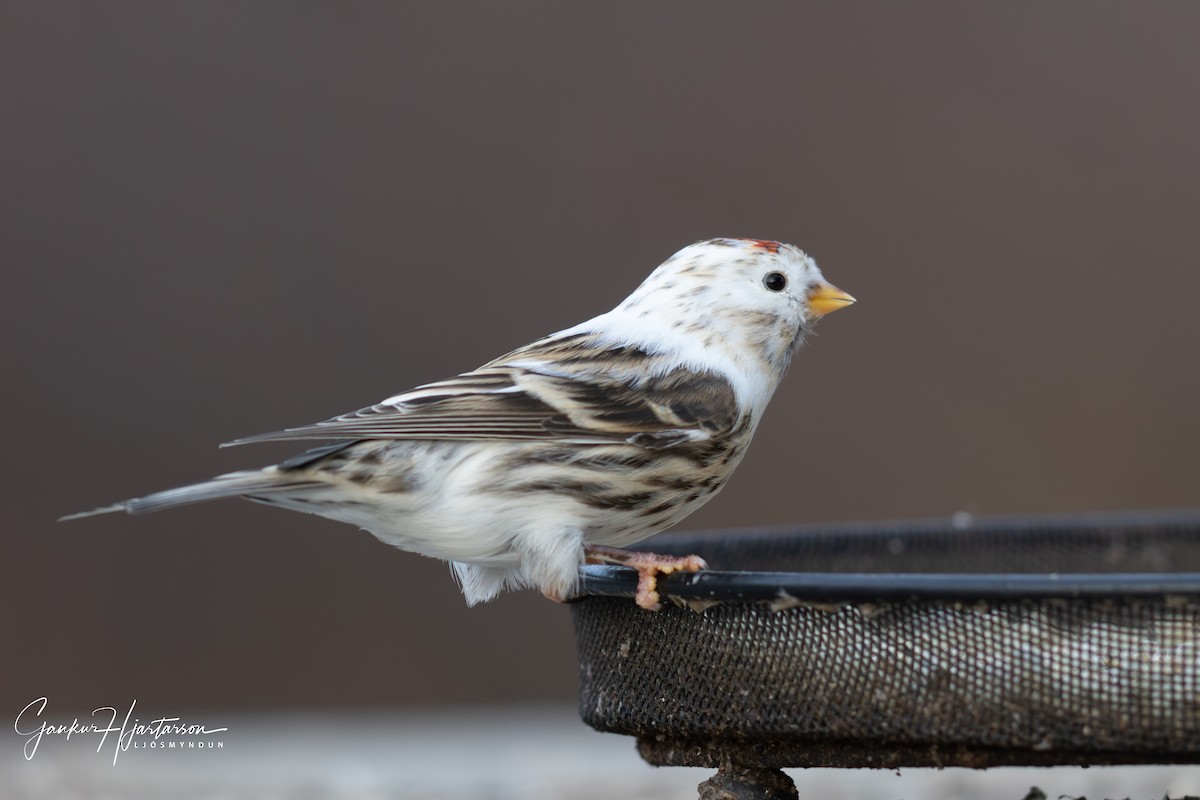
[64,238,854,609]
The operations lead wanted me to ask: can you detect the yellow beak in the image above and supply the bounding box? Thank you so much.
[806,283,857,317]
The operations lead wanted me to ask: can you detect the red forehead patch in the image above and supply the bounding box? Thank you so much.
[738,238,782,254]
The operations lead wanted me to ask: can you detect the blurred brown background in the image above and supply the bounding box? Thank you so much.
[3,2,1198,716]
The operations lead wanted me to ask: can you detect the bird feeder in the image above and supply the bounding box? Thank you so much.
[571,510,1200,799]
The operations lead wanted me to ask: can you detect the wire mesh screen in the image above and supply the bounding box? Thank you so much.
[571,510,1200,768]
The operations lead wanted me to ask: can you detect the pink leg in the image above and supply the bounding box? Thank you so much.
[584,545,708,611]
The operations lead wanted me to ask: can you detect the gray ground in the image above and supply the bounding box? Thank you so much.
[6,706,1198,800]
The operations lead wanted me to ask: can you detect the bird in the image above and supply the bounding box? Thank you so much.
[63,238,855,610]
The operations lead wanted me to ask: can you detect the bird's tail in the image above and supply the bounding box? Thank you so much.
[59,470,321,521]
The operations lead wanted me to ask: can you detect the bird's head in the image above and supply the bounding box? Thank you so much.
[616,238,855,377]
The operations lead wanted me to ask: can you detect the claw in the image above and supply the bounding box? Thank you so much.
[542,587,585,604]
[584,545,708,611]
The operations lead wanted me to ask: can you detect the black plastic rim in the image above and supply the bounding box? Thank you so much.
[580,565,1200,602]
[577,508,1200,602]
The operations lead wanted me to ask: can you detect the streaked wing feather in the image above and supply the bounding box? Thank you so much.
[226,346,739,449]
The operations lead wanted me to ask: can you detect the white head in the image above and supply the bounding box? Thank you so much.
[612,238,855,380]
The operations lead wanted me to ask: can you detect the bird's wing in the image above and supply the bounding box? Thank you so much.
[224,358,739,450]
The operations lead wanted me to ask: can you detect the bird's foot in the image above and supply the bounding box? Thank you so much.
[541,586,584,604]
[583,545,708,611]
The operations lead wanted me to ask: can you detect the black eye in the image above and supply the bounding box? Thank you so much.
[763,272,787,292]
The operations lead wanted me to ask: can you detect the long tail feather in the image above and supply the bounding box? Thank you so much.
[59,471,321,521]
